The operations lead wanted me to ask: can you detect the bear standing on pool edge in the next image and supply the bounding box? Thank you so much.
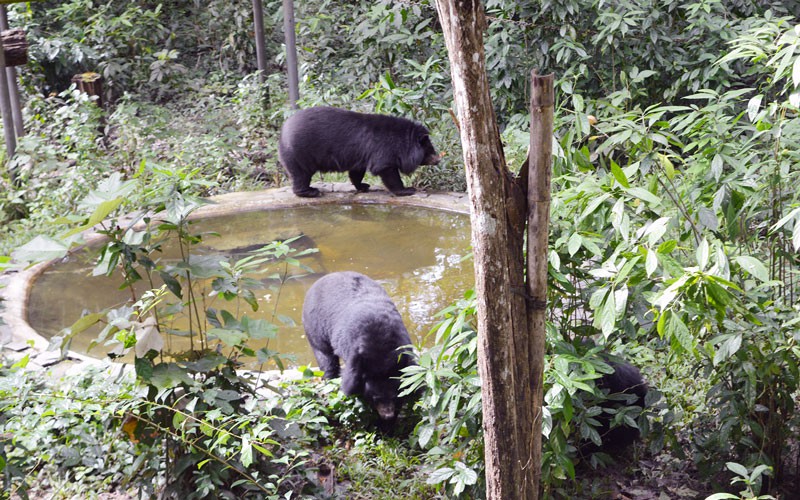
[278,107,441,198]
[302,271,415,422]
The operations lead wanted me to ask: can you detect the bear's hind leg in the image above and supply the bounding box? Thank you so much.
[290,170,321,197]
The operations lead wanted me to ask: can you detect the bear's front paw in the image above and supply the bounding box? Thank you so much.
[355,182,371,193]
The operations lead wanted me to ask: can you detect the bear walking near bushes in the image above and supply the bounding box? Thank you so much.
[302,271,415,421]
[278,106,441,197]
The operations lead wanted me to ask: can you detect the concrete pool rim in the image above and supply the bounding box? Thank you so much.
[0,182,470,369]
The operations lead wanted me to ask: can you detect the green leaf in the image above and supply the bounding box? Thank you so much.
[12,235,69,263]
[772,207,800,232]
[148,363,194,390]
[567,232,582,256]
[645,248,658,277]
[747,94,763,122]
[610,160,630,188]
[644,217,671,246]
[794,223,800,252]
[79,172,136,208]
[159,271,183,298]
[593,289,616,339]
[240,436,253,467]
[658,240,677,254]
[427,467,455,485]
[579,193,611,220]
[711,154,723,181]
[668,314,694,353]
[68,312,106,335]
[207,328,247,346]
[657,153,675,179]
[654,275,688,310]
[64,198,125,237]
[11,353,29,369]
[726,462,749,477]
[253,443,274,458]
[418,423,435,448]
[734,255,769,282]
[244,318,278,339]
[794,55,800,89]
[625,187,661,205]
[135,357,154,382]
[696,238,709,270]
[713,334,742,365]
[572,93,584,112]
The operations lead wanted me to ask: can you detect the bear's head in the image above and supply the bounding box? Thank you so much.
[363,377,402,421]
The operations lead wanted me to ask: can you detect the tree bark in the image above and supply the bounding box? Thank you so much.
[434,1,533,498]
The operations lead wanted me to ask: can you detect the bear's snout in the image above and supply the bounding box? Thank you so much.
[423,152,441,166]
[374,401,398,421]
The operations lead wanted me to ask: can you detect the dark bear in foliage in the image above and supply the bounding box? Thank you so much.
[302,271,415,422]
[278,106,441,197]
[582,359,649,454]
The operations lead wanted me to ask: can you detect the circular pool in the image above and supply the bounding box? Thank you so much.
[7,184,473,369]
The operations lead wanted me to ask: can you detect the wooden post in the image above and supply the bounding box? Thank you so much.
[0,25,16,160]
[251,0,267,83]
[71,72,103,108]
[526,71,554,496]
[282,0,299,108]
[435,1,533,498]
[0,7,24,139]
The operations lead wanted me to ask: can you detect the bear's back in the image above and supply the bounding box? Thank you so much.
[302,271,410,354]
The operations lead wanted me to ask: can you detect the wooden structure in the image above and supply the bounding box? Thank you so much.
[71,72,103,108]
[0,4,26,162]
[1,28,26,66]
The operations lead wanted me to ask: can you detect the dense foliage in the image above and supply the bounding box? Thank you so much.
[0,0,799,498]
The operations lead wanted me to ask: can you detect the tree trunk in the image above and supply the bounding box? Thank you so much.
[434,2,534,498]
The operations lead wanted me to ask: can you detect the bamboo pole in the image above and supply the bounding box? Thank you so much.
[251,0,267,83]
[526,71,554,496]
[282,0,299,108]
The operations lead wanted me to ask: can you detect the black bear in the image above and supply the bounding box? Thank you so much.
[584,359,649,453]
[278,106,441,198]
[302,271,415,421]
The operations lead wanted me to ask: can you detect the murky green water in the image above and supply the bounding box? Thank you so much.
[27,204,473,368]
